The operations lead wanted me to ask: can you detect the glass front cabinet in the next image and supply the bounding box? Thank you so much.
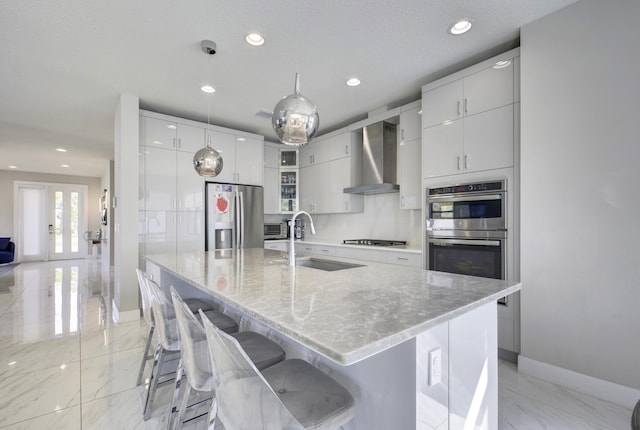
[279,149,298,214]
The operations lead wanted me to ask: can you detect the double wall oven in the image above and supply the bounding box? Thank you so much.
[425,180,508,304]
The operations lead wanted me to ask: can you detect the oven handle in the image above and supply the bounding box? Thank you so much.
[427,194,503,202]
[428,238,502,247]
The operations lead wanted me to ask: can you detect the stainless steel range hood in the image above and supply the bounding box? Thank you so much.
[344,121,399,194]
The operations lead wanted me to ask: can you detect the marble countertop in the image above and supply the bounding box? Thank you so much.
[147,249,521,365]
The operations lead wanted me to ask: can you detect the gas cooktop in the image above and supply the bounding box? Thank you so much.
[343,239,407,248]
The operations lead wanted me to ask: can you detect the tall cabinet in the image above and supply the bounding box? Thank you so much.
[421,48,521,357]
[139,110,264,268]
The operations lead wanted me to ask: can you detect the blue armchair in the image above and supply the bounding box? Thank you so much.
[0,238,15,264]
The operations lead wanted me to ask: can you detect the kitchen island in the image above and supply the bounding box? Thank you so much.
[146,249,521,429]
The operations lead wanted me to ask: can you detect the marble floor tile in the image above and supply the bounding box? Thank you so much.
[80,318,148,359]
[0,259,636,430]
[0,361,80,427]
[0,405,81,430]
[0,334,80,378]
[498,361,633,430]
[81,347,144,402]
[81,387,169,430]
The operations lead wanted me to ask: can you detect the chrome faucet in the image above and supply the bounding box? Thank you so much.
[289,211,316,267]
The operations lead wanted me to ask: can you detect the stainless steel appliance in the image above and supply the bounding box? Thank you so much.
[264,222,287,240]
[425,180,508,303]
[206,182,264,250]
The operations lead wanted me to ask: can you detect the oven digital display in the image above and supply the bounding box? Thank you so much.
[430,199,502,219]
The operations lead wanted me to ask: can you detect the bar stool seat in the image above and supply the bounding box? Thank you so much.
[632,397,640,430]
[200,309,355,430]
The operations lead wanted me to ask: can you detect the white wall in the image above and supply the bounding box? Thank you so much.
[266,194,423,250]
[113,94,140,320]
[520,0,640,391]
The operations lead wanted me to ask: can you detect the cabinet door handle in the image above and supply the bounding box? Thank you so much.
[173,137,176,148]
[457,100,461,116]
[401,196,405,208]
[401,129,405,140]
[464,154,469,169]
[397,257,409,261]
[345,145,349,155]
[464,98,468,114]
[237,172,240,182]
[457,156,461,171]
[177,138,181,148]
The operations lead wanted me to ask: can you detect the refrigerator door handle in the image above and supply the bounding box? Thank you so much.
[234,191,241,249]
[239,191,245,248]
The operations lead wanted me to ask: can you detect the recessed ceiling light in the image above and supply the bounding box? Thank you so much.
[166,125,177,130]
[493,60,512,69]
[61,164,70,168]
[56,148,67,152]
[152,140,162,145]
[201,85,216,93]
[346,77,361,87]
[245,33,265,46]
[236,137,246,142]
[8,165,17,169]
[449,19,472,35]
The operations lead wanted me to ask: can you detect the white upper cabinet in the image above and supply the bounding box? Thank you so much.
[175,123,206,153]
[141,116,178,148]
[462,63,514,116]
[264,145,279,169]
[205,131,263,186]
[330,132,353,160]
[422,51,518,179]
[422,61,514,129]
[422,80,464,128]
[398,104,422,210]
[140,116,205,152]
[300,137,331,167]
[400,105,422,142]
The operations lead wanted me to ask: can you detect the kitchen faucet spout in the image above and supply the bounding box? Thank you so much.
[289,211,316,267]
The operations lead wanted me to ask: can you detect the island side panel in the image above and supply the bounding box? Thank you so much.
[417,321,449,429]
[449,301,498,430]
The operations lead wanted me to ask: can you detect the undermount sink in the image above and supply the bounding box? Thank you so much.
[295,257,365,272]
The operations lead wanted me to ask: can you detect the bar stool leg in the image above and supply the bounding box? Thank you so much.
[206,396,218,430]
[143,343,164,420]
[136,324,155,386]
[168,360,185,430]
[174,381,192,430]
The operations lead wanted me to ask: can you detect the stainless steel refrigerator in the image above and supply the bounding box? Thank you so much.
[205,182,264,251]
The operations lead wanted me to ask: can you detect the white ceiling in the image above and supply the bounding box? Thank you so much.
[0,0,579,178]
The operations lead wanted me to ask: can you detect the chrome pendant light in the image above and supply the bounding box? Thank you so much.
[272,73,319,146]
[194,40,223,177]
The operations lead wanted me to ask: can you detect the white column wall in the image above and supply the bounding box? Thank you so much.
[113,93,140,321]
[520,0,640,392]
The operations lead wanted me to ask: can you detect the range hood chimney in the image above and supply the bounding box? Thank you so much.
[344,121,399,194]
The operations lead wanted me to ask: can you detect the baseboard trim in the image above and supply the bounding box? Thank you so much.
[111,299,141,323]
[518,355,640,409]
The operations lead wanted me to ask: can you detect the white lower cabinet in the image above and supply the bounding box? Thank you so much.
[268,242,422,267]
[264,241,287,251]
[387,252,422,267]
